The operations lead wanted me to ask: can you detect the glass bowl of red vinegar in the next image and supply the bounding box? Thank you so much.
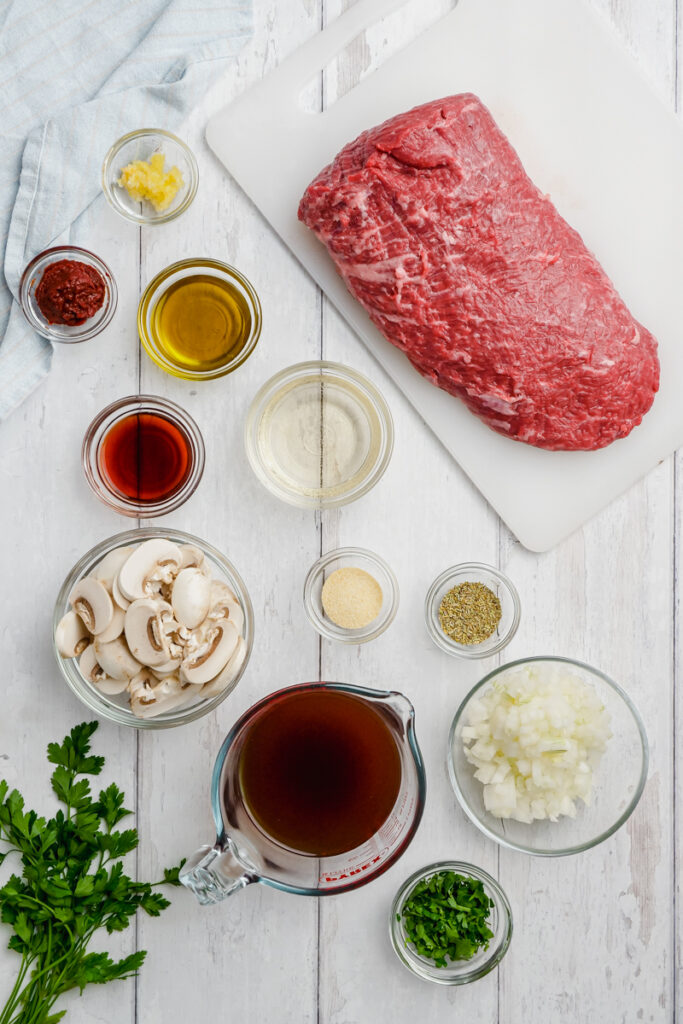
[82,394,205,517]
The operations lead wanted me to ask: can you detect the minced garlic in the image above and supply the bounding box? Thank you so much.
[321,567,383,630]
[117,152,184,212]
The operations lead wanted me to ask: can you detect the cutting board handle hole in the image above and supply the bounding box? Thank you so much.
[297,0,458,114]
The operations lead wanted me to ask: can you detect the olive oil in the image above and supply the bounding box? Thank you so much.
[150,274,252,373]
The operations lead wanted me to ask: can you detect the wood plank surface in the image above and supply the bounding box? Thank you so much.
[0,1,678,1022]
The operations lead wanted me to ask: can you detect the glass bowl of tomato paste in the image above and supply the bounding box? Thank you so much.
[20,245,118,343]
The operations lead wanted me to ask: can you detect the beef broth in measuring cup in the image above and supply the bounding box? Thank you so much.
[237,689,402,857]
[180,683,425,904]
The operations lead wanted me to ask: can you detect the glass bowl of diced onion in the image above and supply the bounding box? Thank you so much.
[447,657,648,856]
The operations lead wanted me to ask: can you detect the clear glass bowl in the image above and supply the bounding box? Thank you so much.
[245,361,394,509]
[81,394,205,517]
[138,258,262,380]
[390,861,513,985]
[303,547,399,643]
[19,246,118,343]
[102,129,198,225]
[425,562,521,659]
[53,527,254,729]
[448,656,649,856]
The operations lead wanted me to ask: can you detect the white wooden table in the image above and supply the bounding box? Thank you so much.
[0,1,678,1020]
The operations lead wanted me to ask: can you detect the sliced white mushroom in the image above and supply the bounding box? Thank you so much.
[151,658,182,679]
[179,544,208,573]
[93,636,141,681]
[95,605,125,644]
[117,539,183,601]
[209,580,238,604]
[55,611,91,658]
[79,645,128,695]
[207,581,244,634]
[111,574,131,610]
[182,620,209,654]
[200,636,247,699]
[171,568,211,629]
[68,578,113,636]
[154,604,185,663]
[156,604,184,649]
[79,644,101,682]
[91,546,134,592]
[180,619,239,685]
[127,667,160,695]
[94,677,130,696]
[129,673,195,719]
[124,598,175,667]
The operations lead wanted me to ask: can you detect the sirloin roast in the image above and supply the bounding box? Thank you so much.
[298,94,659,451]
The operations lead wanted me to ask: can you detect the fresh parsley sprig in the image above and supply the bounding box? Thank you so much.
[0,721,185,1024]
[399,870,494,967]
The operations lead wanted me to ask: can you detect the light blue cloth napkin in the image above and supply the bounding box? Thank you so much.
[0,0,252,420]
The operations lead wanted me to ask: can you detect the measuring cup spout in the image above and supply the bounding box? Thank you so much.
[180,838,257,905]
[385,690,415,727]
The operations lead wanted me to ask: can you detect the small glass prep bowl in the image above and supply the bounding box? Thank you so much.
[102,129,198,225]
[425,562,520,659]
[448,656,649,856]
[303,547,399,644]
[81,394,205,518]
[390,861,512,985]
[245,361,394,509]
[20,246,118,343]
[53,527,254,729]
[138,258,261,381]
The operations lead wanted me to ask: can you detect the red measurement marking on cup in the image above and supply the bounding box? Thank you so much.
[320,853,385,885]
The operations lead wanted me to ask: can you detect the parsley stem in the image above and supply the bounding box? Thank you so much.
[0,953,32,1024]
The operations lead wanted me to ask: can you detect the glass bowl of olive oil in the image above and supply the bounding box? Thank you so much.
[138,258,262,380]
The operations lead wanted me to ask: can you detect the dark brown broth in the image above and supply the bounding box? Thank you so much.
[237,689,401,857]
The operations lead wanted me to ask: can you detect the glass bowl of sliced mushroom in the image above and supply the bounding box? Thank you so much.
[53,528,254,728]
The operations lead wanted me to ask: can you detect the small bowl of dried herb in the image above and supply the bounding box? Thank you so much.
[390,861,512,985]
[303,546,399,644]
[424,562,521,659]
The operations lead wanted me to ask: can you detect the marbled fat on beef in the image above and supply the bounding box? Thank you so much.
[297,94,659,451]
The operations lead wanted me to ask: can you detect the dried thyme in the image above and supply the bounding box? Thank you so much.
[438,581,501,644]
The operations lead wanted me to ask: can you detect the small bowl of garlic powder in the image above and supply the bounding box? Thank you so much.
[303,547,399,644]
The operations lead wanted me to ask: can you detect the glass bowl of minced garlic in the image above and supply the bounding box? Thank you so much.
[425,563,520,660]
[102,129,198,225]
[303,547,399,644]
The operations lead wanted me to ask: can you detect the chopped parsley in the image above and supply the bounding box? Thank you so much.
[398,870,494,967]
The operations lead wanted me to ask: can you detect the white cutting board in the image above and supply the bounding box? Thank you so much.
[207,0,683,552]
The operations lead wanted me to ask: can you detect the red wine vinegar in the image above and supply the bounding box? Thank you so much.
[98,412,191,503]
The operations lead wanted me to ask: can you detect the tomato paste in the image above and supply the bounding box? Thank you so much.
[35,260,105,326]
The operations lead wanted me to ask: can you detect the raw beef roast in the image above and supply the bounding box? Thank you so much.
[298,95,659,451]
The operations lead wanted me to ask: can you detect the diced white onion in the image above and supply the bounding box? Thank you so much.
[461,664,611,823]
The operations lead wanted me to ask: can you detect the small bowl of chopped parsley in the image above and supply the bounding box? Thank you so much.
[390,861,512,984]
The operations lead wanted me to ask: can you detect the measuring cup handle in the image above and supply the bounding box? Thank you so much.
[180,840,256,905]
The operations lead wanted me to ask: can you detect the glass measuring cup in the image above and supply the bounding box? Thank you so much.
[180,682,426,903]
